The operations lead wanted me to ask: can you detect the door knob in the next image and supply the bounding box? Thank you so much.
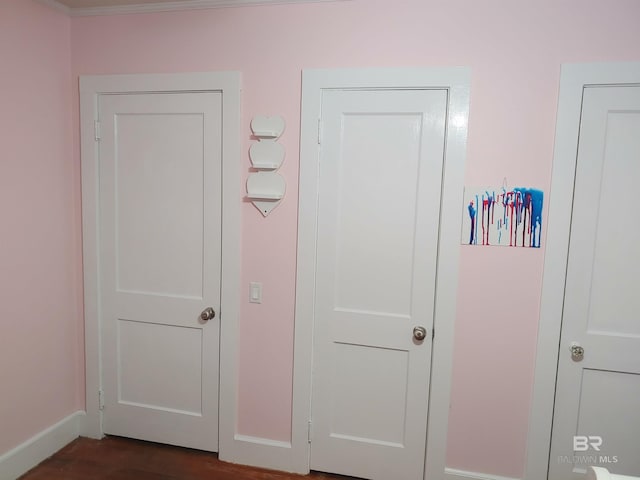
[570,342,584,361]
[200,307,215,321]
[413,326,427,341]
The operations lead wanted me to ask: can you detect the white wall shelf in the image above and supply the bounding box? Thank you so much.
[246,171,286,216]
[246,192,284,200]
[251,131,280,139]
[249,140,285,170]
[247,115,286,216]
[251,115,286,140]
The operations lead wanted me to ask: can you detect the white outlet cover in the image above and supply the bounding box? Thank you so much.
[249,282,262,303]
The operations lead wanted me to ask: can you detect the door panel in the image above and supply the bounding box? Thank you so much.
[115,113,205,298]
[99,92,222,451]
[329,343,409,447]
[117,319,203,415]
[331,112,423,317]
[311,89,447,480]
[549,86,640,479]
[574,370,640,466]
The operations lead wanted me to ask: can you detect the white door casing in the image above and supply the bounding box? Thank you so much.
[79,73,241,457]
[99,92,221,450]
[294,68,470,478]
[310,88,447,479]
[526,63,640,480]
[548,85,640,479]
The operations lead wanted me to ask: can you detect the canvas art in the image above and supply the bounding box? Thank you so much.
[462,186,544,248]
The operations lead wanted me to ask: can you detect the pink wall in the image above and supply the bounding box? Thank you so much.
[0,0,81,455]
[67,1,640,478]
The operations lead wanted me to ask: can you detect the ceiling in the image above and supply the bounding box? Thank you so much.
[42,0,342,16]
[55,0,201,7]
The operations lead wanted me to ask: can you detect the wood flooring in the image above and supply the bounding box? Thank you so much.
[19,436,355,480]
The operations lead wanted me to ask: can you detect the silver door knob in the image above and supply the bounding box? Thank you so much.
[570,342,584,361]
[413,326,427,341]
[200,307,215,321]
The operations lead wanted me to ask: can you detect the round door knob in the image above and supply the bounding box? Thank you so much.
[413,326,427,341]
[570,342,584,361]
[200,307,215,321]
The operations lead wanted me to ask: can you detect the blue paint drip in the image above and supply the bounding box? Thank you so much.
[468,201,477,245]
[501,187,509,234]
[487,190,494,245]
[514,187,544,248]
[474,194,480,244]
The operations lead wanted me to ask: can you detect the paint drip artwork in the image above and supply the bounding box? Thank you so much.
[461,187,544,248]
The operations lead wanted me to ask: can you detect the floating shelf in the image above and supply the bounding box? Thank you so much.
[246,192,283,200]
[249,163,280,170]
[248,115,286,216]
[251,115,286,140]
[250,140,285,170]
[246,172,286,216]
[251,131,279,139]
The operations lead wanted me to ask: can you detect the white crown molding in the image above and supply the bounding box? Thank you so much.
[35,0,71,15]
[38,0,347,17]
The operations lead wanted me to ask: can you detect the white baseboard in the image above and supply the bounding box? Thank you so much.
[220,434,308,474]
[0,411,84,480]
[445,467,521,480]
[233,434,292,449]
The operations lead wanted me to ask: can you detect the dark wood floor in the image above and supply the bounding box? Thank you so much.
[20,436,355,480]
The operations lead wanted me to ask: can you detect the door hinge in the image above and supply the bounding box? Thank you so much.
[317,119,323,144]
[94,120,101,141]
[432,328,435,340]
[98,389,105,411]
[308,420,313,443]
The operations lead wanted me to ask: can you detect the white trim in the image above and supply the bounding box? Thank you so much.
[79,72,241,459]
[44,0,349,17]
[0,411,84,480]
[34,0,71,14]
[525,62,640,480]
[234,435,292,449]
[445,467,521,480]
[293,67,470,478]
[222,436,297,473]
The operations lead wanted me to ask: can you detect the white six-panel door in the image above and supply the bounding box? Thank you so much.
[98,92,222,451]
[549,86,640,479]
[310,89,447,479]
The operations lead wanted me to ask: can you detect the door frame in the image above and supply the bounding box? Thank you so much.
[293,67,471,477]
[525,62,640,480]
[79,72,241,456]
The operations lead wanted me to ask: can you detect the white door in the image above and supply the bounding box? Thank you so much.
[549,86,640,479]
[310,89,447,479]
[98,92,222,451]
